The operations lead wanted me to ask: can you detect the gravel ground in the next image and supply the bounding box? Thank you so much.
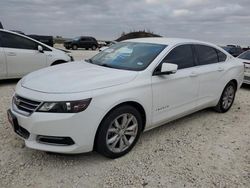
[0,50,249,187]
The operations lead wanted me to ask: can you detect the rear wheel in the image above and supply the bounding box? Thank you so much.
[95,105,142,158]
[214,81,236,113]
[92,45,97,50]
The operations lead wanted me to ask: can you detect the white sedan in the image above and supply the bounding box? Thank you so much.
[238,50,250,84]
[0,29,73,80]
[8,38,244,158]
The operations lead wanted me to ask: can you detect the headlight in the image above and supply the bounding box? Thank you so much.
[37,99,91,113]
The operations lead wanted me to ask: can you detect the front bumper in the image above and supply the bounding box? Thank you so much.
[8,97,105,154]
[244,65,250,84]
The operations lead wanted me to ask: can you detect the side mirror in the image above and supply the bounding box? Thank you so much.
[154,62,178,75]
[38,45,44,53]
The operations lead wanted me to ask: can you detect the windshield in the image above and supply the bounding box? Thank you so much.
[238,50,250,60]
[89,42,166,71]
[73,37,80,41]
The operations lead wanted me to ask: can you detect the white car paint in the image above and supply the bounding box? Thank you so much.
[0,29,72,80]
[237,50,250,84]
[243,60,250,84]
[8,38,244,154]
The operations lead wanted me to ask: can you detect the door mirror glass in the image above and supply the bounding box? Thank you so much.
[155,62,178,75]
[38,45,43,53]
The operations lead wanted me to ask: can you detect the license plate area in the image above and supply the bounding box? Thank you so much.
[7,109,30,139]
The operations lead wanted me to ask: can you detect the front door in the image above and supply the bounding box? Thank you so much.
[151,44,199,126]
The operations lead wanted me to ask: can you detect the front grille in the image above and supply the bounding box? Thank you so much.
[244,76,250,81]
[13,95,41,116]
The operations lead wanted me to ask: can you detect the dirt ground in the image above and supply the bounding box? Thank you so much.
[0,49,249,188]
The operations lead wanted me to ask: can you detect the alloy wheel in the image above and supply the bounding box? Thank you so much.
[106,113,138,153]
[222,85,235,110]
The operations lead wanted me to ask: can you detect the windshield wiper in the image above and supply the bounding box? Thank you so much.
[85,59,93,63]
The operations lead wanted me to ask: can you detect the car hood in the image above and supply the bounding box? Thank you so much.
[21,61,138,94]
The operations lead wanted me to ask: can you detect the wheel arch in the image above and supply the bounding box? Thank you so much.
[93,100,147,150]
[51,60,67,66]
[230,79,238,89]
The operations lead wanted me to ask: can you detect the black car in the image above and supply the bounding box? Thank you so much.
[64,36,98,50]
[222,45,243,57]
[28,35,54,47]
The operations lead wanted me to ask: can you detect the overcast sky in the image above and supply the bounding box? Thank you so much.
[1,0,250,46]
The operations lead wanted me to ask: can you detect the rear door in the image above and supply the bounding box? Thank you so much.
[79,37,88,48]
[194,44,227,107]
[0,31,47,78]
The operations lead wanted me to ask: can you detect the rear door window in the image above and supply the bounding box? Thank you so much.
[0,31,37,50]
[194,45,218,65]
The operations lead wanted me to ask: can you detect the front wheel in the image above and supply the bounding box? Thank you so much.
[95,105,142,158]
[72,45,78,50]
[214,81,236,113]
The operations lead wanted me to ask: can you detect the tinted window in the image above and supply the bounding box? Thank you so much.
[80,37,87,41]
[195,45,218,65]
[217,49,227,62]
[162,44,195,69]
[0,31,37,50]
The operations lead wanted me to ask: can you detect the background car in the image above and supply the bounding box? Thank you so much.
[222,45,243,57]
[97,41,107,48]
[8,31,54,47]
[64,36,98,50]
[8,38,244,158]
[27,35,54,47]
[0,29,73,80]
[238,50,250,84]
[99,41,118,51]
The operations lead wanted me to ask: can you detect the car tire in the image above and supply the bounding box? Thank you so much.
[92,45,97,50]
[214,81,236,113]
[95,105,142,158]
[72,45,78,50]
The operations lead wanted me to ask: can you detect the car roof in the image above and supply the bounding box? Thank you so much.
[125,37,217,47]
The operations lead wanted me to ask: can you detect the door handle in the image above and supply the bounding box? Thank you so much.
[7,52,17,56]
[189,72,198,77]
[218,67,224,72]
